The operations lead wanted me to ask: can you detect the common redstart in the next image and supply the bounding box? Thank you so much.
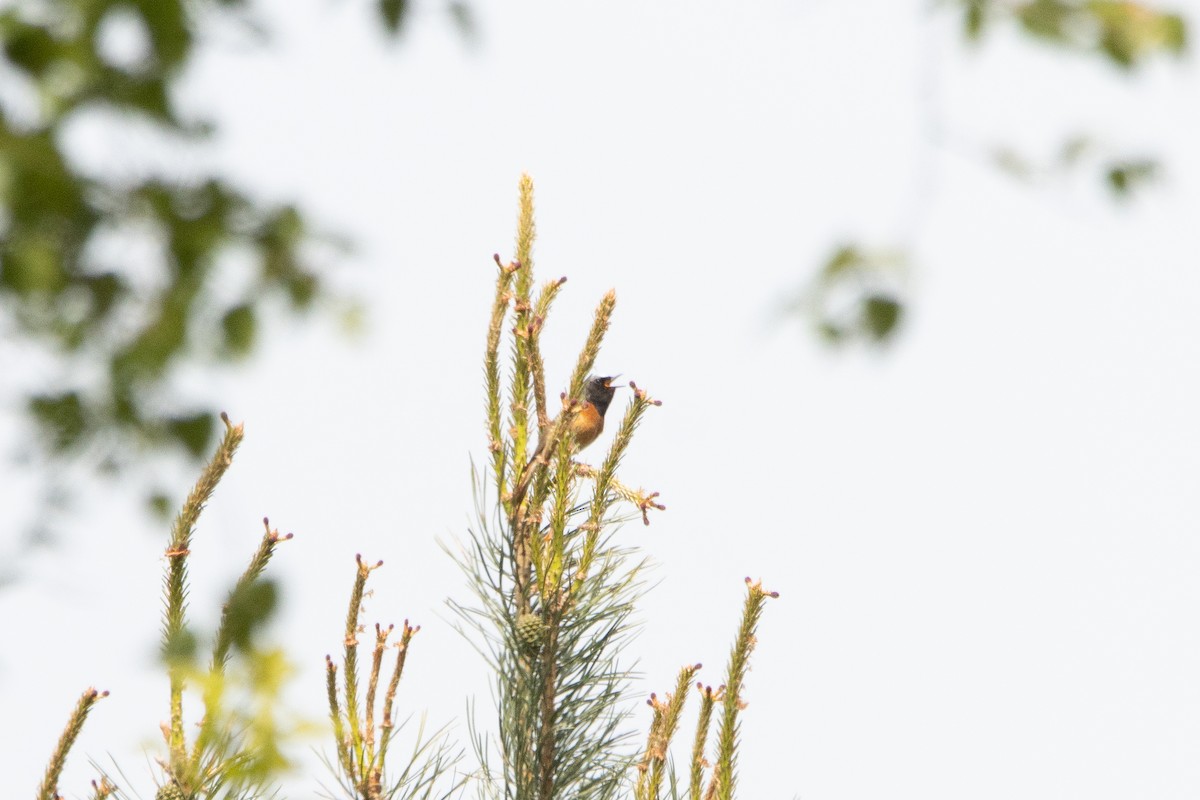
[532,375,621,462]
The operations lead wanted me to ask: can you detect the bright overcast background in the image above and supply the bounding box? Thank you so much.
[3,0,1200,798]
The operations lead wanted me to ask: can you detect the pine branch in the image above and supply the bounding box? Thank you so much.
[37,688,108,800]
[712,579,778,800]
[507,175,538,492]
[529,276,568,432]
[210,519,292,672]
[688,684,719,800]
[636,664,701,800]
[326,557,453,800]
[486,254,518,511]
[161,412,243,770]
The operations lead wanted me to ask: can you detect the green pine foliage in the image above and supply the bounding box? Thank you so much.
[32,177,775,800]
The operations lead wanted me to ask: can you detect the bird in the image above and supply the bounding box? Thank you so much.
[531,375,621,464]
[508,375,620,511]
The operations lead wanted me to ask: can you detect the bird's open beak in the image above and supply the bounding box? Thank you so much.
[605,375,623,388]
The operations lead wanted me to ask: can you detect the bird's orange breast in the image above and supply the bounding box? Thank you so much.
[570,402,605,449]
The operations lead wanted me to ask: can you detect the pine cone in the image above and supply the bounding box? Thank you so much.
[515,612,546,654]
[155,782,188,800]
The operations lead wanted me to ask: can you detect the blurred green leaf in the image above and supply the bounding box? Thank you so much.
[1,16,61,78]
[133,0,191,68]
[113,289,193,380]
[1105,158,1159,198]
[862,294,903,341]
[98,70,177,122]
[817,321,845,343]
[162,625,198,666]
[2,232,67,294]
[285,271,318,307]
[1093,2,1189,67]
[1016,0,1072,42]
[806,242,910,346]
[448,2,478,43]
[1099,25,1137,66]
[963,0,991,40]
[1059,135,1093,166]
[147,490,173,519]
[822,244,864,279]
[29,391,87,451]
[1161,13,1187,51]
[166,412,214,458]
[222,303,257,356]
[81,272,127,322]
[224,579,279,654]
[260,204,304,247]
[379,0,409,35]
[1,125,93,230]
[980,0,1190,68]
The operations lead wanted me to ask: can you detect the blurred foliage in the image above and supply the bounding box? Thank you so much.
[806,0,1188,345]
[0,0,1184,482]
[379,0,409,33]
[960,0,1186,66]
[1,0,474,527]
[1105,157,1160,197]
[222,576,279,653]
[0,0,331,484]
[992,135,1162,200]
[804,245,908,345]
[155,578,300,797]
[376,0,476,42]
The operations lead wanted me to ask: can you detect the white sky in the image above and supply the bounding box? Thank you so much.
[3,1,1200,798]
